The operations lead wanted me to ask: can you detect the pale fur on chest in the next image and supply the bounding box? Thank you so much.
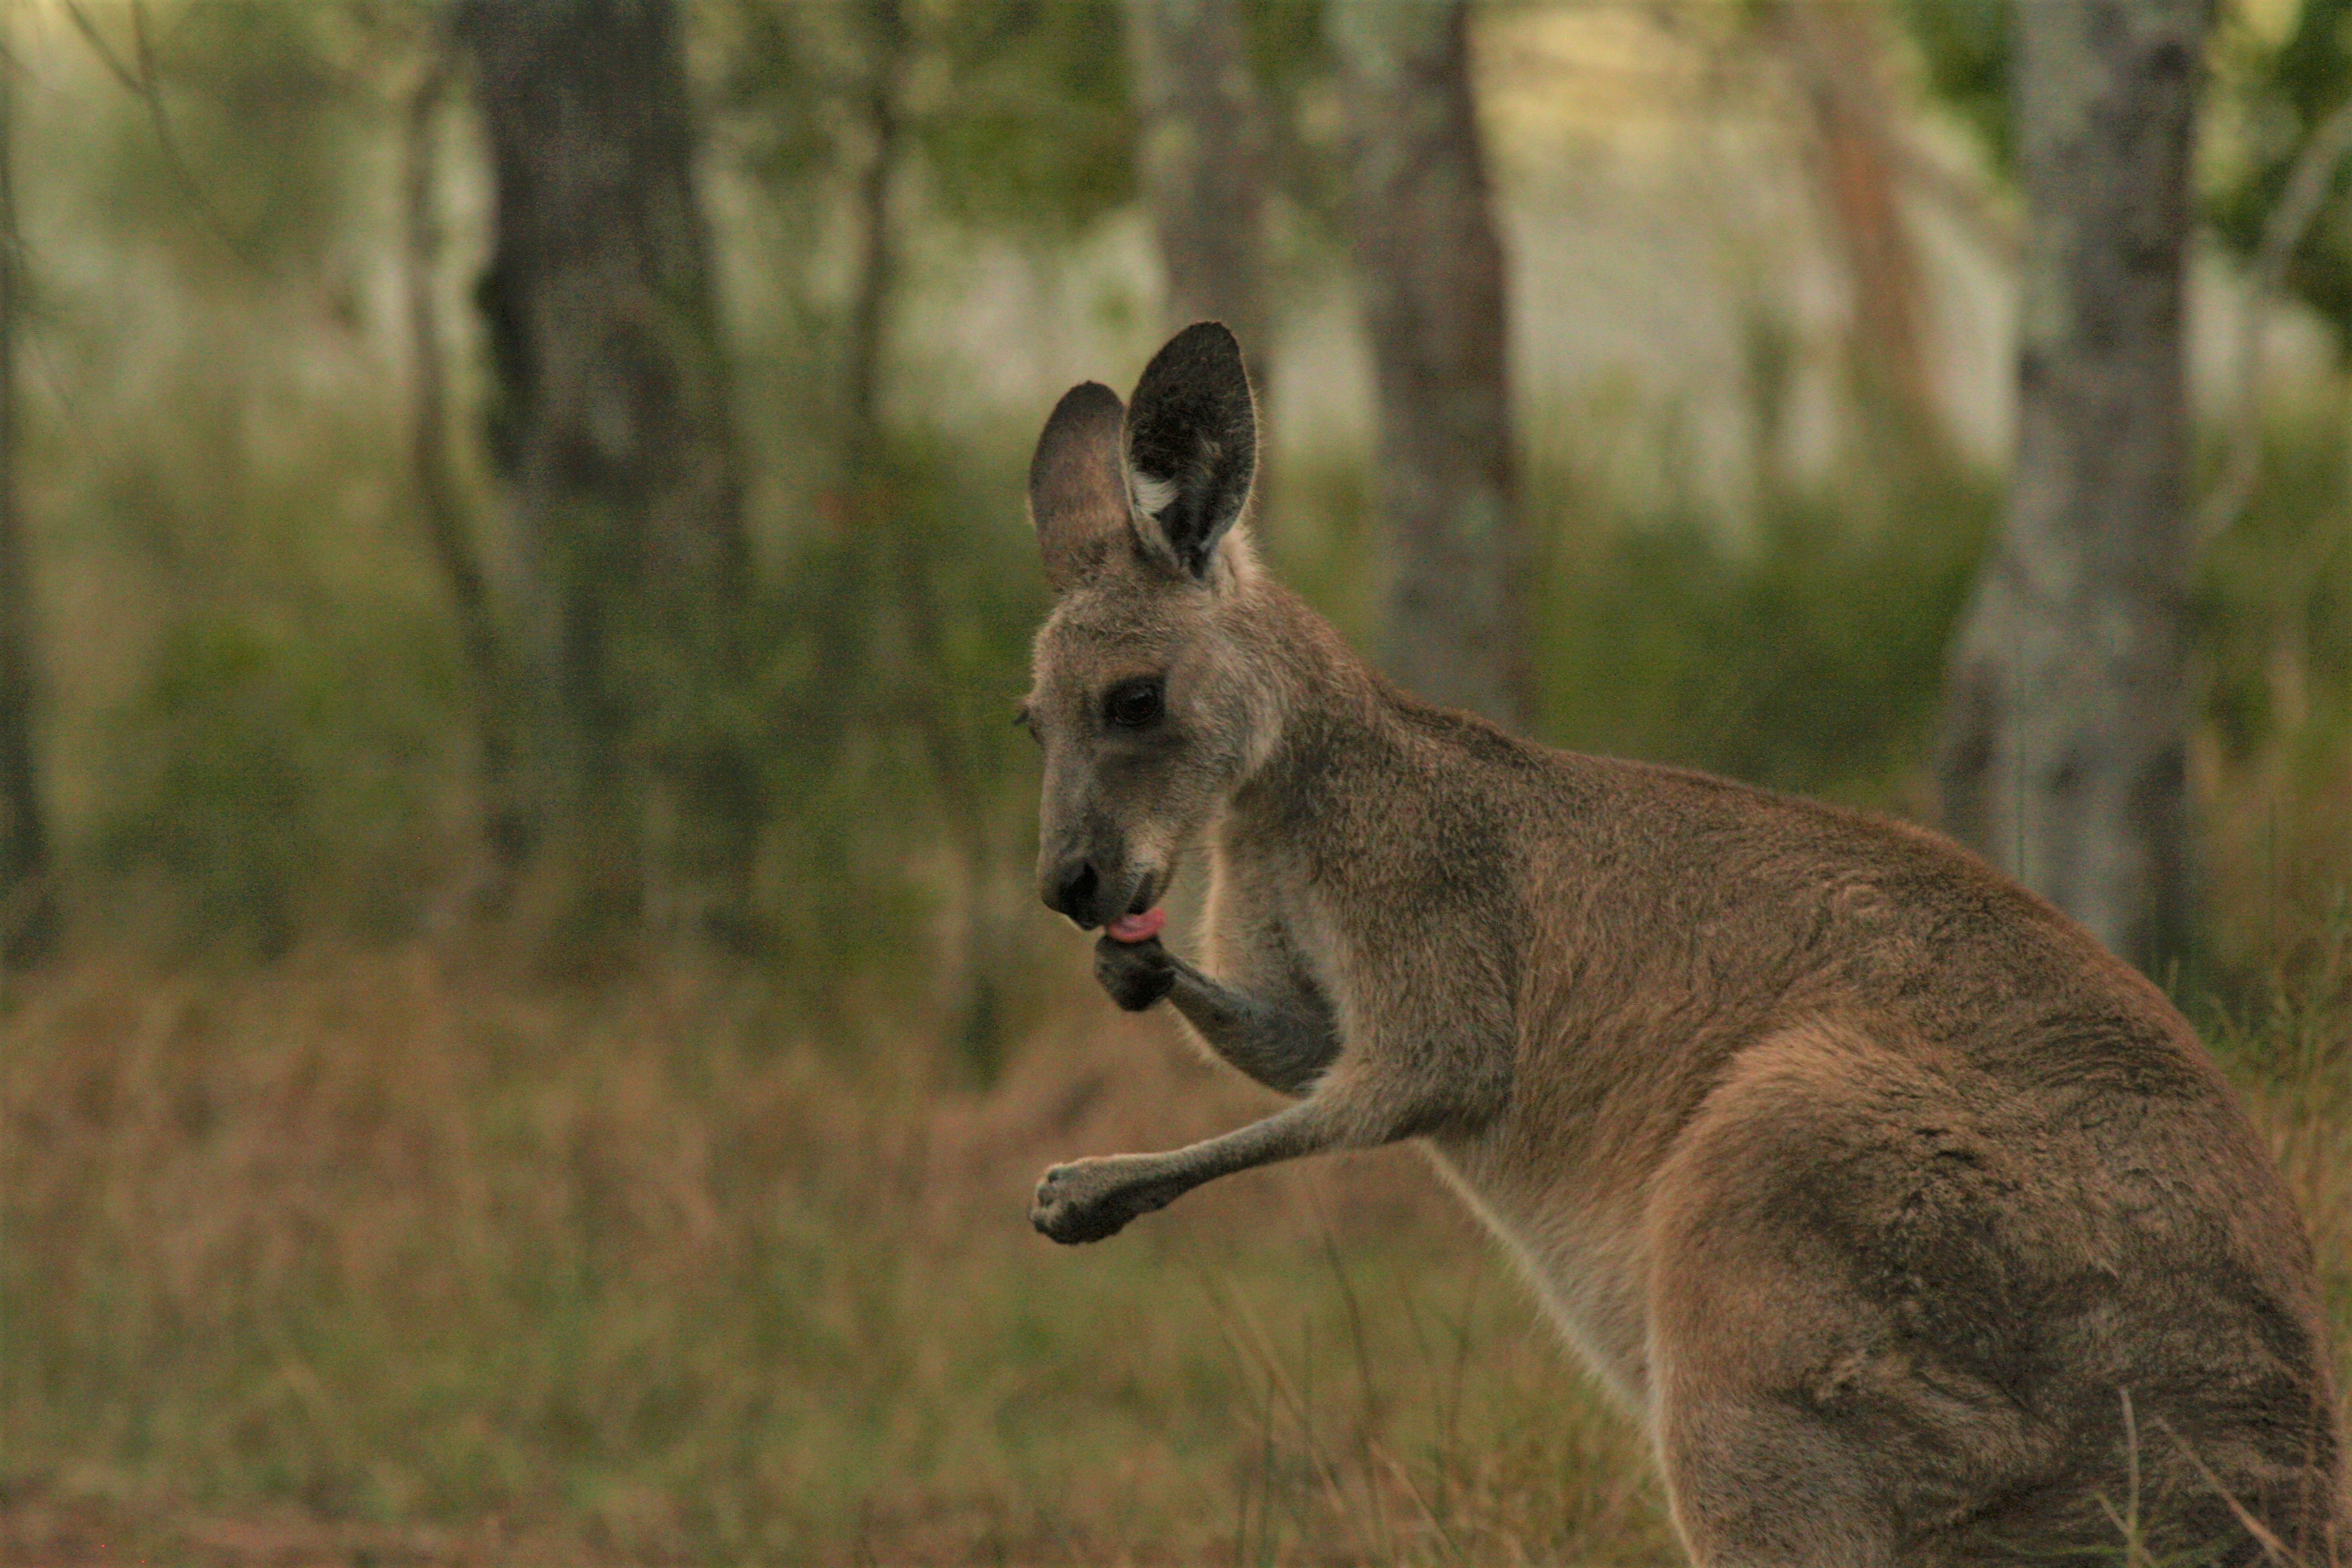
[1426,1134,1658,1417]
[1197,824,1345,1003]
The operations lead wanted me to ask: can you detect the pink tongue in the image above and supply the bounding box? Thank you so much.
[1105,907,1166,944]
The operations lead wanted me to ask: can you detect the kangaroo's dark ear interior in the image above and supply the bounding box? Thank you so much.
[1029,381,1131,595]
[1123,322,1257,580]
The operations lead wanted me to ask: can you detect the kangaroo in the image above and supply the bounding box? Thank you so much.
[1018,322,2342,1566]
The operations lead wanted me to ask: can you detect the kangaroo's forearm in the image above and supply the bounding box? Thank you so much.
[1031,1080,1401,1244]
[1165,956,1340,1095]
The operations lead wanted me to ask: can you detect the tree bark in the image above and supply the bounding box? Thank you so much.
[1934,0,2207,976]
[403,38,534,913]
[458,0,761,946]
[1328,0,1530,731]
[841,0,1012,1079]
[1776,2,1938,451]
[1123,0,1272,448]
[844,0,907,468]
[0,41,55,963]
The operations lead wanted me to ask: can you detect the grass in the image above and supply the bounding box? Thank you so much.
[3,914,2348,1567]
[0,939,1681,1567]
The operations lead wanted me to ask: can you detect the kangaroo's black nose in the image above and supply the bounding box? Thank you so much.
[1045,858,1101,925]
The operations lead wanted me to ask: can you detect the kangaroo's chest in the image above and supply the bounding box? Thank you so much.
[1200,838,1345,996]
[1424,1135,1658,1416]
[1204,826,1659,1412]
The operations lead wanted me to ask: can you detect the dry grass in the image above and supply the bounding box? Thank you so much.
[2,913,2347,1566]
[0,941,1677,1567]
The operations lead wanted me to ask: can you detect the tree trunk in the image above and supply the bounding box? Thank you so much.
[1328,0,1530,731]
[1776,2,1939,453]
[403,38,535,913]
[0,42,55,964]
[844,0,907,469]
[1123,0,1272,469]
[1934,0,2207,976]
[841,0,1011,1079]
[458,0,761,947]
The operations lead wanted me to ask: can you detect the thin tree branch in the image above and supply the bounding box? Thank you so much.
[2197,94,2352,546]
[843,0,906,463]
[57,0,264,273]
[0,5,53,962]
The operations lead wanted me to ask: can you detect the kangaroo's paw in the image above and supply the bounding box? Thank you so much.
[1094,934,1176,1012]
[1030,1157,1182,1244]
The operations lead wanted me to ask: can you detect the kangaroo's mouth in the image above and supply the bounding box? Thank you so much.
[1105,879,1166,944]
[1105,907,1166,944]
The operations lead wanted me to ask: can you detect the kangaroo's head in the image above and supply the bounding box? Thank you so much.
[1022,321,1273,932]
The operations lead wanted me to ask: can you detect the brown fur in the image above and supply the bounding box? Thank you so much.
[1021,324,2342,1565]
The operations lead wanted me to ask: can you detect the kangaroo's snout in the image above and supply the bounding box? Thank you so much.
[1039,848,1157,930]
[1042,855,1102,926]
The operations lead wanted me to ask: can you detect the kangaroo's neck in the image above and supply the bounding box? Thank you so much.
[1226,579,1422,825]
[1223,574,1592,866]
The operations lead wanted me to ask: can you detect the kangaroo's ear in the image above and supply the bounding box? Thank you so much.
[1029,381,1131,595]
[1123,321,1257,580]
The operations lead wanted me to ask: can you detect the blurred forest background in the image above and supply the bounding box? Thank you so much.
[1,0,2349,1563]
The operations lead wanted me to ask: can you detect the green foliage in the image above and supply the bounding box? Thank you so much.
[1241,0,1351,239]
[1901,0,2352,356]
[706,0,863,194]
[2190,405,2352,998]
[83,0,371,279]
[754,431,1049,1054]
[1894,0,2010,168]
[917,0,1137,237]
[99,616,315,949]
[2196,407,2352,766]
[1243,0,1335,105]
[1408,388,1998,809]
[1274,419,1997,813]
[96,605,454,954]
[1537,477,1995,805]
[2209,0,2352,346]
[716,0,1138,242]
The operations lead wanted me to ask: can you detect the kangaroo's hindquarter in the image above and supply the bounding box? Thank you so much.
[1406,758,2342,1559]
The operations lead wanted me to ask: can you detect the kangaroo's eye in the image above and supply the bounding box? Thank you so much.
[1103,679,1164,730]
